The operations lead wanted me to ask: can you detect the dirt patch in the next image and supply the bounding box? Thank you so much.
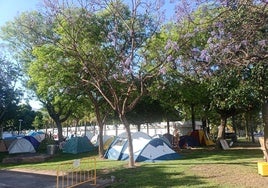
[190,164,268,188]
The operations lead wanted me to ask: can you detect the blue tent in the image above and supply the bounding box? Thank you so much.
[104,132,151,161]
[105,132,181,162]
[104,136,128,160]
[27,131,46,142]
[135,138,181,162]
[179,135,199,148]
[63,136,95,154]
[23,136,40,150]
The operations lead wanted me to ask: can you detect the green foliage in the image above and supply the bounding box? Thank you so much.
[209,67,262,118]
[0,57,21,127]
[37,135,57,152]
[126,96,166,125]
[32,111,44,130]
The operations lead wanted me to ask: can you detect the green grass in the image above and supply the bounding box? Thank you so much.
[0,140,264,188]
[104,148,263,188]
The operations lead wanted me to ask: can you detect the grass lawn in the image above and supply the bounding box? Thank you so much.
[0,139,267,188]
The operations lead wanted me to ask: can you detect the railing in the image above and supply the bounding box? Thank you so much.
[56,157,96,188]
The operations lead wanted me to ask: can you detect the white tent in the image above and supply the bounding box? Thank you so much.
[104,131,151,160]
[8,138,36,154]
[27,131,45,142]
[120,131,152,161]
[135,137,181,162]
[91,134,113,147]
[105,132,180,162]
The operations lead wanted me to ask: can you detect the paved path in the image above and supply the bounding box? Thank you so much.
[1,153,112,188]
[0,170,56,188]
[0,169,111,188]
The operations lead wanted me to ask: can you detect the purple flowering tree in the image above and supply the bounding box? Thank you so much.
[153,0,267,148]
[42,0,170,167]
[173,0,268,147]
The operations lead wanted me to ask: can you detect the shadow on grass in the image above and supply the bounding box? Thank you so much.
[0,145,264,188]
[0,149,99,169]
[103,163,219,188]
[101,146,263,188]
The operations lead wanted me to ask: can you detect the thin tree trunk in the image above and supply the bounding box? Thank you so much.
[191,104,195,131]
[217,116,227,149]
[249,112,255,143]
[137,124,141,132]
[245,114,249,140]
[166,116,170,134]
[120,114,135,168]
[98,123,104,158]
[55,120,63,142]
[94,104,104,158]
[262,102,268,162]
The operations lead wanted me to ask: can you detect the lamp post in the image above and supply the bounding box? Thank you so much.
[19,119,23,135]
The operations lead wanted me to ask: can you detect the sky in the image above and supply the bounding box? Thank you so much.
[0,0,176,110]
[0,0,41,26]
[0,0,43,109]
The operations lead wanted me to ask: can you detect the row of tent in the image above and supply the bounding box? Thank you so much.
[1,129,214,163]
[0,131,46,154]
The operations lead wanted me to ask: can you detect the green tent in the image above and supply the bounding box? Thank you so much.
[63,136,95,154]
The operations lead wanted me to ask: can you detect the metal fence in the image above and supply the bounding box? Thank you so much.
[56,157,96,188]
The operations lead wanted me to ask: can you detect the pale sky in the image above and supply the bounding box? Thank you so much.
[0,0,41,27]
[0,1,42,109]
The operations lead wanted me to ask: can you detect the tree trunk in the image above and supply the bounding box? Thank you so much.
[98,123,104,158]
[55,120,63,142]
[94,103,105,158]
[137,124,141,132]
[119,114,135,168]
[245,114,249,140]
[166,116,170,134]
[249,112,255,143]
[191,104,195,131]
[262,102,268,162]
[217,115,227,148]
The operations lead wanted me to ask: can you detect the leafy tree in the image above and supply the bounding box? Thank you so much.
[0,11,74,141]
[15,104,36,131]
[168,1,267,146]
[28,45,86,142]
[208,67,261,142]
[32,111,44,130]
[126,96,165,131]
[194,1,267,146]
[41,0,170,167]
[1,7,116,156]
[0,56,21,130]
[147,5,215,133]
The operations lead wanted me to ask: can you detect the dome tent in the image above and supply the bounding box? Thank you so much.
[120,131,152,161]
[136,137,181,162]
[8,138,36,154]
[63,136,95,154]
[27,131,46,142]
[105,132,181,162]
[23,136,40,150]
[104,131,151,160]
